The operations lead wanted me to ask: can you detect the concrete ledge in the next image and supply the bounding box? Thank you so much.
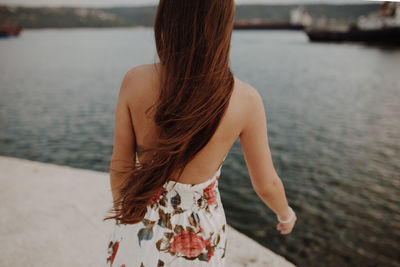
[0,156,296,267]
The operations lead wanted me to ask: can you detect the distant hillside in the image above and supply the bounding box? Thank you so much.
[0,6,133,28]
[0,4,381,29]
[99,6,157,27]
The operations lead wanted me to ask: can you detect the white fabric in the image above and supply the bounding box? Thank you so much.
[103,154,227,267]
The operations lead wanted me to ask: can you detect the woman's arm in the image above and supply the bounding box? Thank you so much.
[109,70,137,206]
[239,85,293,222]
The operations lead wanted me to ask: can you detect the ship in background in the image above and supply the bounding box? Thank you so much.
[234,7,312,30]
[0,14,22,37]
[0,24,22,37]
[305,2,400,45]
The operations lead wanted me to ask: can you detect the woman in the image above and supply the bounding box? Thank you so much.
[103,0,297,266]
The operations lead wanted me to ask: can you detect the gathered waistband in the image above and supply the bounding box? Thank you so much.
[147,170,222,214]
[164,167,221,191]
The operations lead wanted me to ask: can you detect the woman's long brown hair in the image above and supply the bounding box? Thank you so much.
[104,0,235,224]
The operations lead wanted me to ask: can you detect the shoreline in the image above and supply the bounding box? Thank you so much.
[0,155,296,266]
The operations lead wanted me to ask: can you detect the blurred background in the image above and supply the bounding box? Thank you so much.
[1,0,399,266]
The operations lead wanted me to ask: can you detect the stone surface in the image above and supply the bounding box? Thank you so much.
[0,156,296,267]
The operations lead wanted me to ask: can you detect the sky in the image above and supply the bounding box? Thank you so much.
[0,0,373,8]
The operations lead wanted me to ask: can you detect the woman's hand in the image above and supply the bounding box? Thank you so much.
[276,209,297,235]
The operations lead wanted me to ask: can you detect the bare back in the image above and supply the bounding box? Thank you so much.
[112,62,278,191]
[121,63,243,184]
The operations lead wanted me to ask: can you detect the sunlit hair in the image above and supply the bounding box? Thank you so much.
[104,0,235,224]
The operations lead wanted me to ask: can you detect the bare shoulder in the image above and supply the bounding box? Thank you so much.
[118,63,160,104]
[125,63,160,78]
[229,76,265,136]
[234,76,262,102]
[121,63,159,90]
[231,76,263,115]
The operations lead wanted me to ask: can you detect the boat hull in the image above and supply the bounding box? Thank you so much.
[306,27,400,45]
[234,23,304,30]
[0,25,22,38]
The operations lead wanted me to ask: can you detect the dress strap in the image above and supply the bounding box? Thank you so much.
[135,151,141,166]
[217,153,228,171]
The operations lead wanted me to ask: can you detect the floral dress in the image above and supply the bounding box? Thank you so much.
[104,154,227,267]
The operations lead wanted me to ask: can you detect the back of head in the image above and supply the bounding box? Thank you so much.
[105,0,235,224]
[155,0,235,75]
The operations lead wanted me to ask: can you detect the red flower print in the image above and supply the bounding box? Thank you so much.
[205,238,213,262]
[205,238,211,248]
[150,187,164,205]
[170,229,206,258]
[216,175,220,180]
[110,241,119,266]
[207,250,214,262]
[121,265,126,267]
[203,181,217,206]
